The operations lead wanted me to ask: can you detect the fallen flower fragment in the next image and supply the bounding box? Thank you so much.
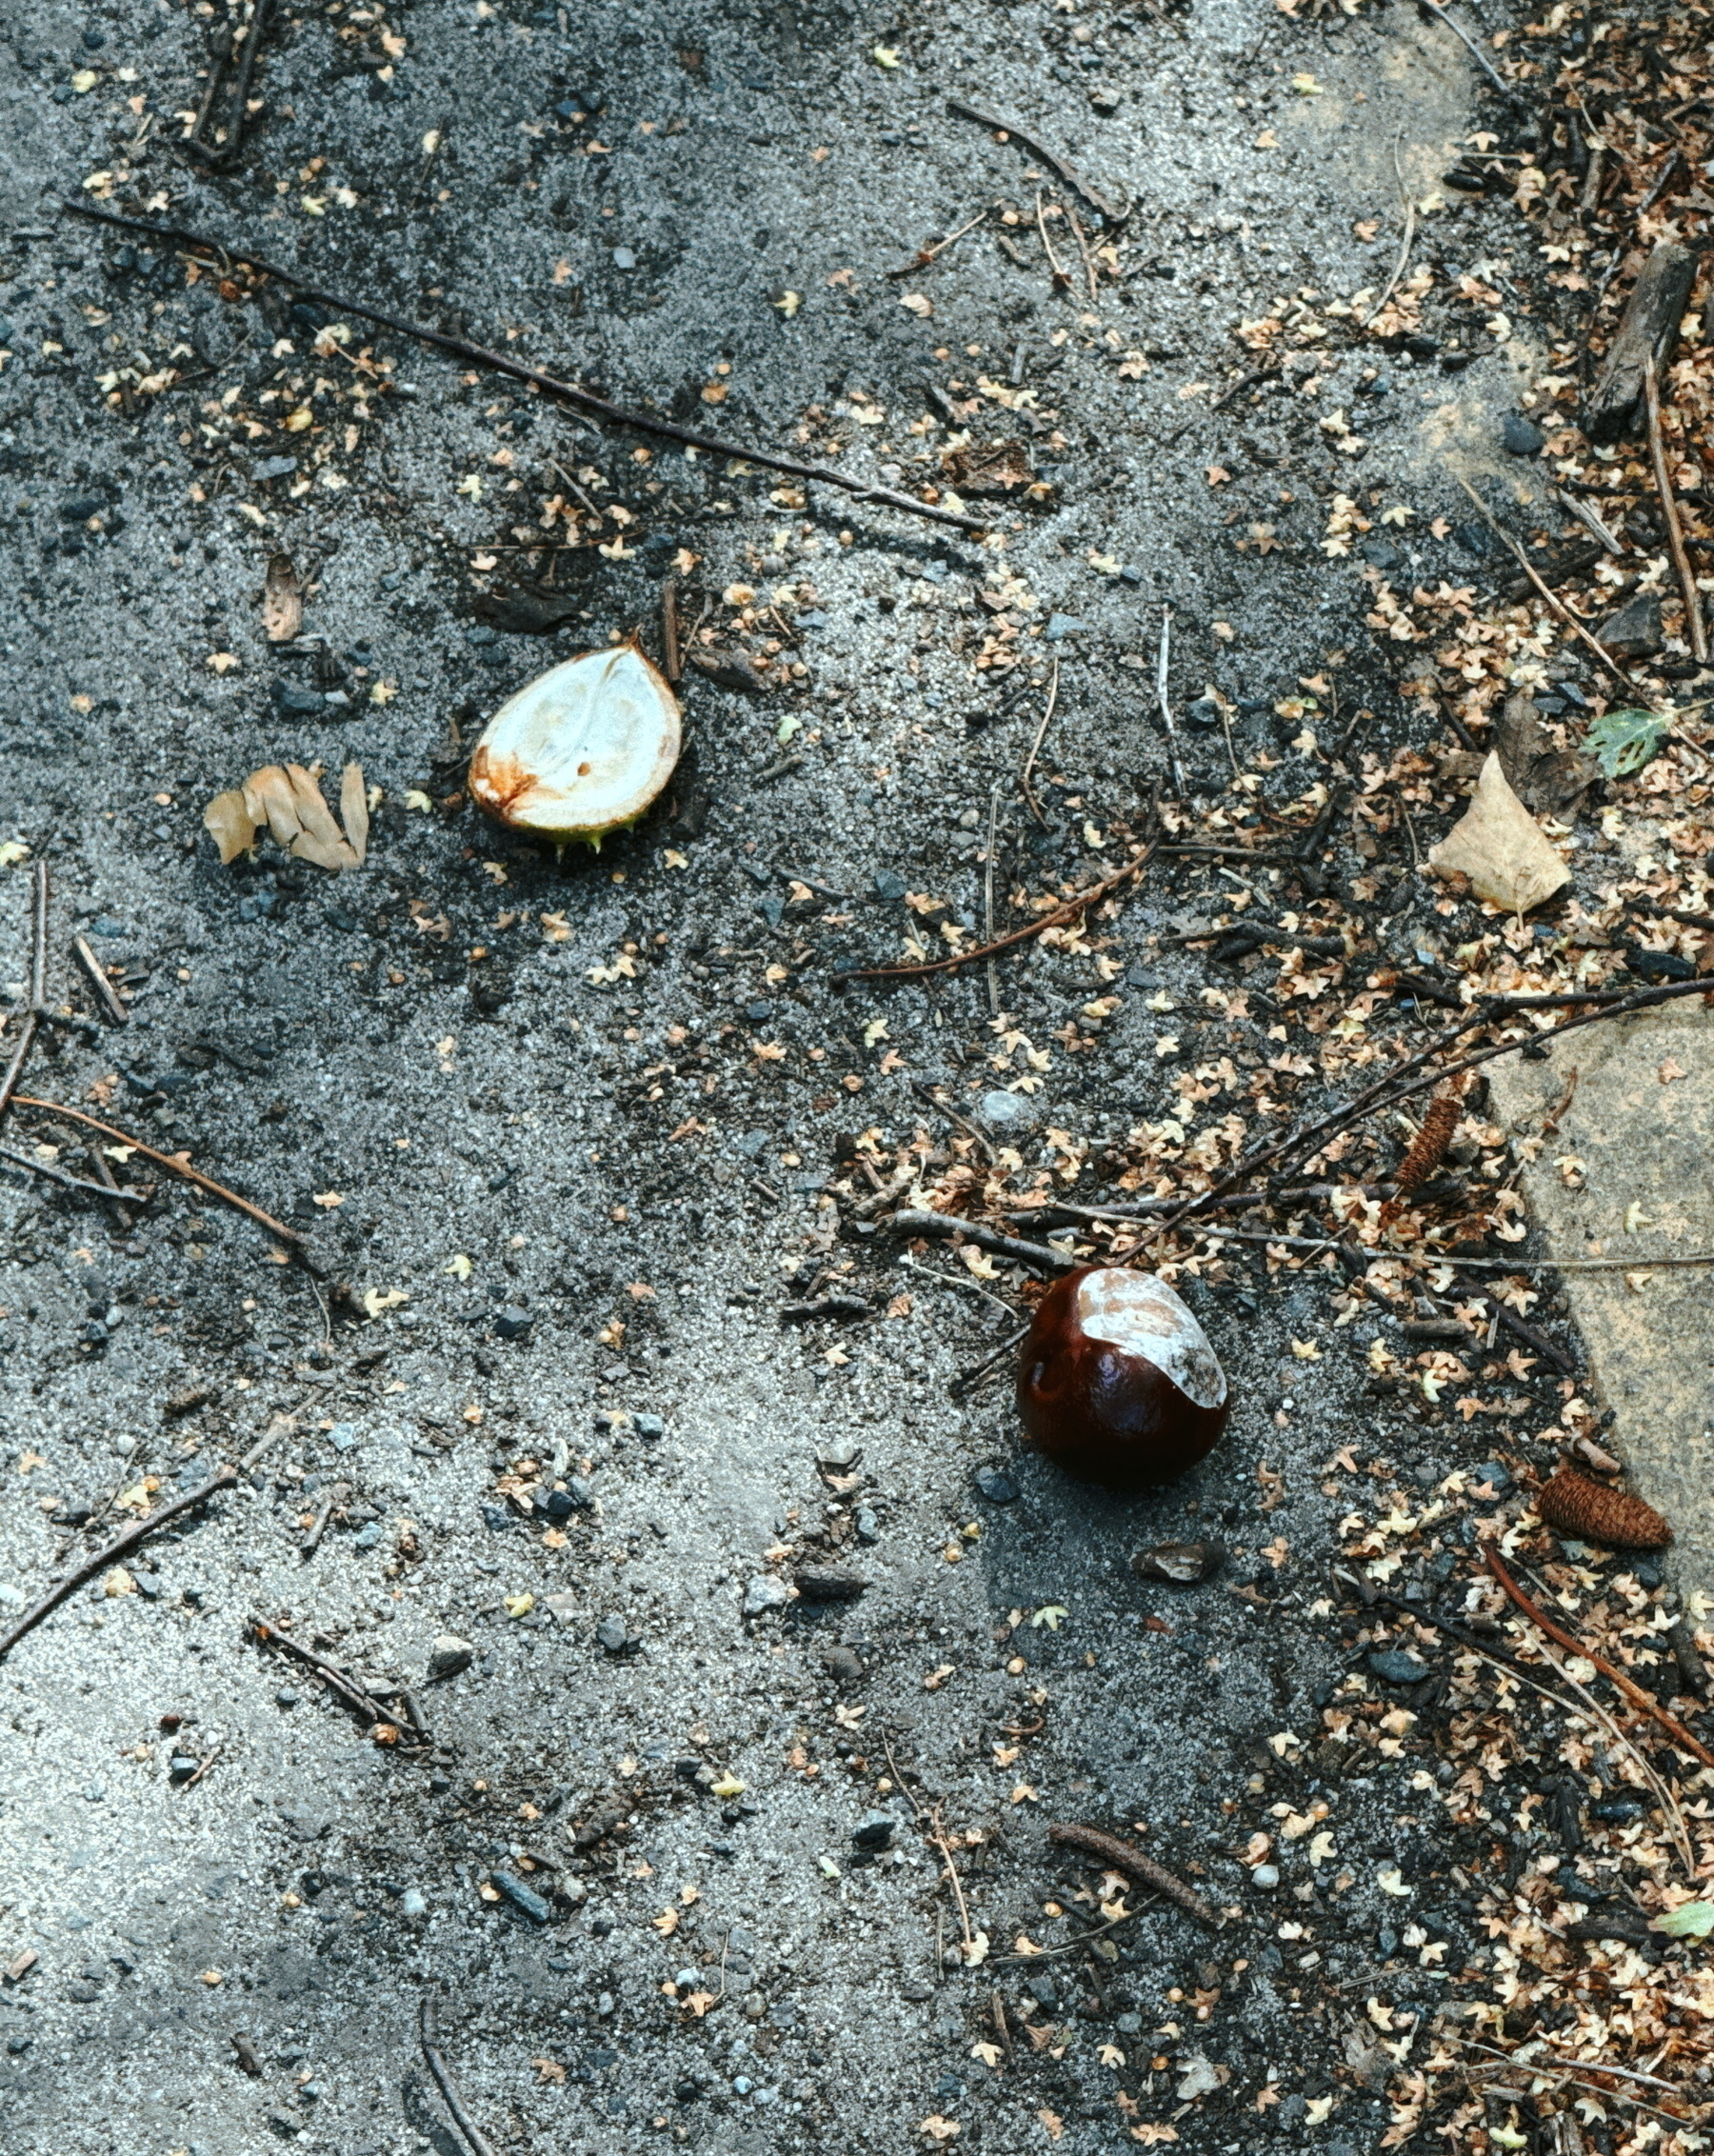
[205,762,369,872]
[262,550,303,644]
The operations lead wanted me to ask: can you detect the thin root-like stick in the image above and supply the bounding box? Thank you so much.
[1019,659,1059,826]
[1034,190,1071,288]
[1485,1547,1714,1770]
[1645,367,1707,663]
[0,1425,281,1662]
[836,835,1155,983]
[0,862,49,1123]
[1047,1821,1221,1928]
[1364,130,1417,328]
[418,2000,502,2156]
[1455,476,1630,685]
[12,1095,302,1248]
[64,199,984,535]
[1156,607,1186,799]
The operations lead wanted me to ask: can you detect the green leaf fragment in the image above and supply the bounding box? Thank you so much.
[1585,707,1671,779]
[1653,1900,1714,1939]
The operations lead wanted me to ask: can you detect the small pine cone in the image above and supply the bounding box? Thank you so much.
[1379,1091,1462,1228]
[1537,1466,1672,1550]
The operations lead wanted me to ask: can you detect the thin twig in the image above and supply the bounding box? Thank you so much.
[249,1618,380,1724]
[1047,1822,1221,1928]
[1146,974,1714,1248]
[1455,477,1630,685]
[661,576,682,683]
[1644,367,1707,664]
[12,1095,302,1248]
[0,1143,149,1207]
[418,2000,502,2156]
[1156,608,1186,799]
[897,1253,1023,1323]
[947,100,1126,223]
[1065,205,1101,309]
[1419,0,1528,106]
[81,1138,136,1232]
[64,200,985,535]
[0,862,49,1124]
[890,1207,1073,1272]
[180,1741,225,1790]
[71,933,129,1025]
[950,1323,1031,1397]
[1364,129,1417,328]
[887,202,995,279]
[1019,659,1059,826]
[835,835,1155,983]
[984,782,1003,1015]
[1485,1547,1714,1770]
[0,1425,282,1662]
[1034,191,1071,289]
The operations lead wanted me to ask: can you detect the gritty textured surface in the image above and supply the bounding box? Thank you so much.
[0,0,1622,2150]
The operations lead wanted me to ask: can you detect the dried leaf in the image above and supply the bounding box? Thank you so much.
[339,763,369,867]
[1425,752,1570,915]
[204,763,369,874]
[262,552,303,643]
[204,787,261,865]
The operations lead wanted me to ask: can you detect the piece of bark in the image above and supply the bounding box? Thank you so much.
[1494,689,1597,819]
[473,583,583,635]
[1584,240,1699,444]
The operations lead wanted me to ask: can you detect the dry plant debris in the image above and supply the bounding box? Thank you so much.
[203,761,369,871]
[1426,754,1574,916]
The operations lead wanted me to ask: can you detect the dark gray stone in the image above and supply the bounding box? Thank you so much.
[1598,590,1664,656]
[1502,412,1545,455]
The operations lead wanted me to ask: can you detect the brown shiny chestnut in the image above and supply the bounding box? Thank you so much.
[1017,1266,1229,1489]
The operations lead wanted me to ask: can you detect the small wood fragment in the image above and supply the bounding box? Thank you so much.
[1047,1821,1221,1928]
[72,935,130,1025]
[1585,239,1699,444]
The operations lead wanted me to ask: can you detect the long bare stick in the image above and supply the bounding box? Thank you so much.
[418,2001,501,2156]
[1645,368,1708,663]
[1455,476,1630,685]
[12,1095,301,1247]
[0,1425,280,1662]
[836,837,1155,983]
[66,200,982,535]
[1485,1547,1714,1770]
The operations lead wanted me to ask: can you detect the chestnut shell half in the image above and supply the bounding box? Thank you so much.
[1017,1266,1229,1489]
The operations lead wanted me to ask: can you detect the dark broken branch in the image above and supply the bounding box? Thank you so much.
[1585,239,1699,444]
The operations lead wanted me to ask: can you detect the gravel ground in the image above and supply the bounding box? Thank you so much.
[0,0,1597,2150]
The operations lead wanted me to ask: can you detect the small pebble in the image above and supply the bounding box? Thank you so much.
[854,1508,880,1544]
[1502,412,1545,456]
[851,1808,897,1850]
[595,1616,633,1652]
[491,1870,551,1924]
[1369,1649,1431,1686]
[742,1577,788,1618]
[428,1635,474,1679]
[974,1466,1018,1505]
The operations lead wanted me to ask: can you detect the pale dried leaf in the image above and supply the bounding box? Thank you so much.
[1426,752,1570,915]
[340,763,369,866]
[204,787,262,864]
[208,764,368,875]
[262,551,303,643]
